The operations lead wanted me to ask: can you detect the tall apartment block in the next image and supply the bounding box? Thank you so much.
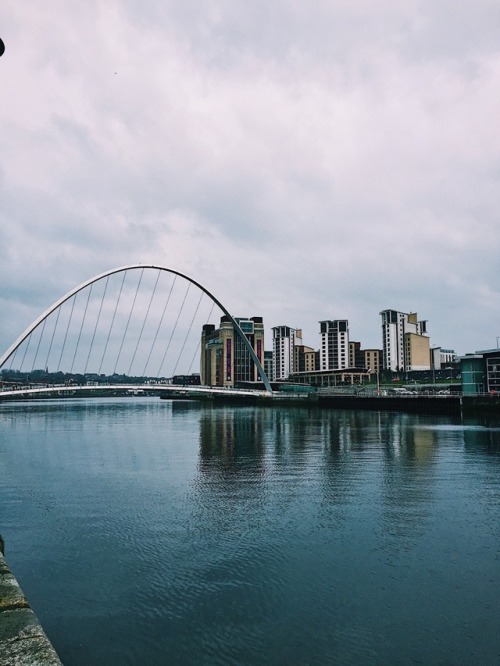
[363,349,381,374]
[380,309,430,372]
[263,350,273,380]
[201,316,265,387]
[348,341,364,368]
[294,344,317,373]
[319,320,349,370]
[272,326,298,381]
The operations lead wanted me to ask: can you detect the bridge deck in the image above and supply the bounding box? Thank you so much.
[0,384,272,399]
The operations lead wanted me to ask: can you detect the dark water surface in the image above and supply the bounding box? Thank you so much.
[1,398,499,665]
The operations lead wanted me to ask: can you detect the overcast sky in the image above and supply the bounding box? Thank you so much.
[1,1,500,359]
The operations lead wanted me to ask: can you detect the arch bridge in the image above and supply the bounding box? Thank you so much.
[0,264,272,399]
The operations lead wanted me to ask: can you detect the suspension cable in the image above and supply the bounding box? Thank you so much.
[7,346,18,371]
[141,274,176,377]
[44,306,62,373]
[127,268,161,377]
[98,270,126,375]
[57,293,77,372]
[70,283,93,374]
[187,301,215,374]
[157,282,190,377]
[19,329,33,373]
[31,318,47,372]
[171,290,204,377]
[113,268,144,375]
[84,276,109,375]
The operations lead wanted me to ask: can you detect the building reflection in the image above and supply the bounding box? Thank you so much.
[461,415,500,454]
[196,404,266,479]
[379,418,439,547]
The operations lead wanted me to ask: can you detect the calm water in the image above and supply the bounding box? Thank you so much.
[1,397,499,665]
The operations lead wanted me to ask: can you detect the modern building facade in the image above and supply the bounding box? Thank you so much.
[484,350,500,393]
[430,347,457,370]
[288,367,371,387]
[272,326,297,381]
[461,349,500,394]
[263,350,273,381]
[294,344,317,373]
[319,320,349,371]
[460,354,486,394]
[348,341,364,368]
[201,316,265,387]
[363,349,381,374]
[380,310,430,372]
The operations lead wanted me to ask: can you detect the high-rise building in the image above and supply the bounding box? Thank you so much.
[319,320,349,370]
[201,316,265,387]
[348,341,364,368]
[263,350,273,381]
[294,344,317,373]
[363,349,381,374]
[380,310,430,372]
[272,326,300,380]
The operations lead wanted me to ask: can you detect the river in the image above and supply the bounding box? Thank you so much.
[1,397,499,664]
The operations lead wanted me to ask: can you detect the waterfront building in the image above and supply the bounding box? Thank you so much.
[430,347,457,370]
[288,367,370,387]
[380,309,430,372]
[294,344,317,373]
[201,316,265,387]
[272,326,298,381]
[319,320,349,370]
[263,350,273,381]
[460,354,486,394]
[460,349,500,394]
[363,349,381,374]
[483,349,500,393]
[349,341,364,368]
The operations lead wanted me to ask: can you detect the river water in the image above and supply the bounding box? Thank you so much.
[1,397,499,665]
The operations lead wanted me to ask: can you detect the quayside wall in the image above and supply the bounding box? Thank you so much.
[0,536,62,665]
[318,394,461,415]
[317,394,500,416]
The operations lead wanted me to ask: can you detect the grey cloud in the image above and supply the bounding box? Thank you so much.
[1,0,500,357]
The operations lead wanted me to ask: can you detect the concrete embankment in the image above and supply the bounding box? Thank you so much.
[0,536,62,665]
[318,394,500,416]
[318,394,461,415]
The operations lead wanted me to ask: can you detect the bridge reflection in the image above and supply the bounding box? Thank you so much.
[0,383,271,400]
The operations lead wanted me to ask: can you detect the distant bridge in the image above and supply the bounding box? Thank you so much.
[0,383,271,400]
[0,264,272,396]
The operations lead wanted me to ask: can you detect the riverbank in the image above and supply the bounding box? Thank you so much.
[317,393,500,416]
[163,389,500,416]
[0,536,62,665]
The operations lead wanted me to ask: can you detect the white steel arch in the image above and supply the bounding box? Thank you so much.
[0,264,272,393]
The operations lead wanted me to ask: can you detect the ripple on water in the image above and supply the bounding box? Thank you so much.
[2,401,500,665]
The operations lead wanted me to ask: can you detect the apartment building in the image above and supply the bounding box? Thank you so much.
[272,326,297,381]
[380,309,430,372]
[319,320,349,370]
[363,349,381,374]
[294,344,317,373]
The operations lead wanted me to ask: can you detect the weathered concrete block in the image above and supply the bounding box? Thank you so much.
[0,540,63,665]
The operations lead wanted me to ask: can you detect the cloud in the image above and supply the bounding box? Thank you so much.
[1,0,500,360]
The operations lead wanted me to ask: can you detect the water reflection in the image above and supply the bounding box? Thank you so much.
[462,416,500,453]
[197,405,265,463]
[1,399,500,665]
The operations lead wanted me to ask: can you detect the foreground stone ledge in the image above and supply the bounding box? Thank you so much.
[0,540,62,665]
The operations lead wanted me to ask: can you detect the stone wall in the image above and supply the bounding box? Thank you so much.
[0,536,62,665]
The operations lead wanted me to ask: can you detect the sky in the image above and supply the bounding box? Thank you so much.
[1,0,500,360]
